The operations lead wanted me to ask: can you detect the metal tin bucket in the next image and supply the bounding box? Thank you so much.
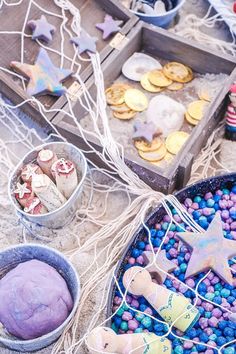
[8,142,88,229]
[132,0,185,28]
[0,243,80,352]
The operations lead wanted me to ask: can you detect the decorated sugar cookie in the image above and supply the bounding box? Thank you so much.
[86,326,172,354]
[123,266,200,332]
[177,212,236,285]
[21,163,43,183]
[71,29,97,54]
[96,15,123,40]
[54,158,78,199]
[27,15,56,43]
[14,182,34,208]
[11,48,72,96]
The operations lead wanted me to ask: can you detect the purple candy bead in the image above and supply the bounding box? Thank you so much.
[221,210,229,220]
[208,317,218,327]
[186,278,195,288]
[212,308,222,318]
[136,256,144,265]
[131,299,139,308]
[199,318,208,329]
[184,198,193,207]
[122,311,133,321]
[114,296,122,305]
[205,350,214,354]
[204,328,213,336]
[183,341,193,349]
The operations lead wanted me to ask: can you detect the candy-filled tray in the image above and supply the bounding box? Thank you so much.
[107,172,236,354]
[52,22,236,192]
[0,0,137,121]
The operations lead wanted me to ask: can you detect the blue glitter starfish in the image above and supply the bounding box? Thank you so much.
[27,15,56,43]
[11,48,72,96]
[71,29,97,54]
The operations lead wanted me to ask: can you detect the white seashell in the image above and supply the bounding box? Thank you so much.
[122,52,162,82]
[143,4,156,15]
[154,0,167,14]
[146,95,185,137]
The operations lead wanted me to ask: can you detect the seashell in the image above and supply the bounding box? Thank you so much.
[154,0,167,14]
[146,95,185,137]
[143,3,156,14]
[122,52,162,82]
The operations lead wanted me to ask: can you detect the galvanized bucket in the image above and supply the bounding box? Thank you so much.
[9,142,88,229]
[0,243,80,352]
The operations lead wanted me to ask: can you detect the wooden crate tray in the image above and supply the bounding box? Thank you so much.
[52,21,236,193]
[0,0,137,122]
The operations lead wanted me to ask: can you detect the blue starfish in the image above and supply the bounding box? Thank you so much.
[11,48,72,97]
[27,15,56,43]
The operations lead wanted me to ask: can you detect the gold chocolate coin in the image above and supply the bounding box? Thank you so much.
[163,62,193,83]
[113,110,136,120]
[138,144,167,162]
[124,89,148,112]
[140,73,164,93]
[185,112,199,126]
[105,83,131,105]
[166,131,189,155]
[187,100,209,121]
[134,137,163,152]
[151,152,174,166]
[148,70,173,87]
[198,89,211,102]
[110,103,130,113]
[167,82,184,91]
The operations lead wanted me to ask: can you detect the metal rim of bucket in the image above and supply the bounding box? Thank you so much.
[8,142,88,220]
[0,243,80,348]
[131,0,186,18]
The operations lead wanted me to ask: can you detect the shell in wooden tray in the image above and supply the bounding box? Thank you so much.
[146,94,185,137]
[122,52,162,81]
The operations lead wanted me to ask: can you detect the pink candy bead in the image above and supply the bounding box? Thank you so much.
[131,299,139,308]
[208,317,218,327]
[128,257,135,265]
[212,308,222,318]
[183,341,193,349]
[122,311,133,321]
[136,256,144,265]
[128,320,138,330]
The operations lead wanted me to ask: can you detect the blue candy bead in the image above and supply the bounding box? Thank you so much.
[199,200,206,208]
[216,336,227,346]
[224,327,234,337]
[218,320,228,330]
[213,296,222,304]
[196,344,206,351]
[232,185,236,193]
[174,345,184,354]
[134,328,143,333]
[156,230,165,238]
[141,317,152,329]
[186,328,197,339]
[206,198,215,207]
[192,210,201,220]
[222,188,230,195]
[227,296,235,304]
[114,316,122,327]
[221,289,230,298]
[194,196,202,203]
[137,241,146,250]
[150,229,156,237]
[131,249,140,258]
[139,304,147,312]
[199,332,208,342]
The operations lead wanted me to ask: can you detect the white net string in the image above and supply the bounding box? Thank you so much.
[0,0,234,353]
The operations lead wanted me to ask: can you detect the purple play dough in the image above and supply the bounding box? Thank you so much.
[0,259,73,340]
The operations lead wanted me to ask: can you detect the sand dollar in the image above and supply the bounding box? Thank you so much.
[148,70,173,87]
[138,144,167,162]
[166,131,189,155]
[140,73,164,93]
[187,100,209,121]
[124,89,148,112]
[163,62,193,83]
[122,52,162,81]
[134,137,163,152]
[147,95,185,137]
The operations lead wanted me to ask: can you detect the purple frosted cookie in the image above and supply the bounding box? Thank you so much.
[0,259,73,340]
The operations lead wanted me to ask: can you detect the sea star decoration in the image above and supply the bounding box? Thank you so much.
[27,15,56,43]
[96,14,123,40]
[176,212,236,285]
[21,164,39,181]
[71,29,97,54]
[14,182,31,199]
[133,121,159,144]
[10,48,72,96]
[143,250,177,284]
